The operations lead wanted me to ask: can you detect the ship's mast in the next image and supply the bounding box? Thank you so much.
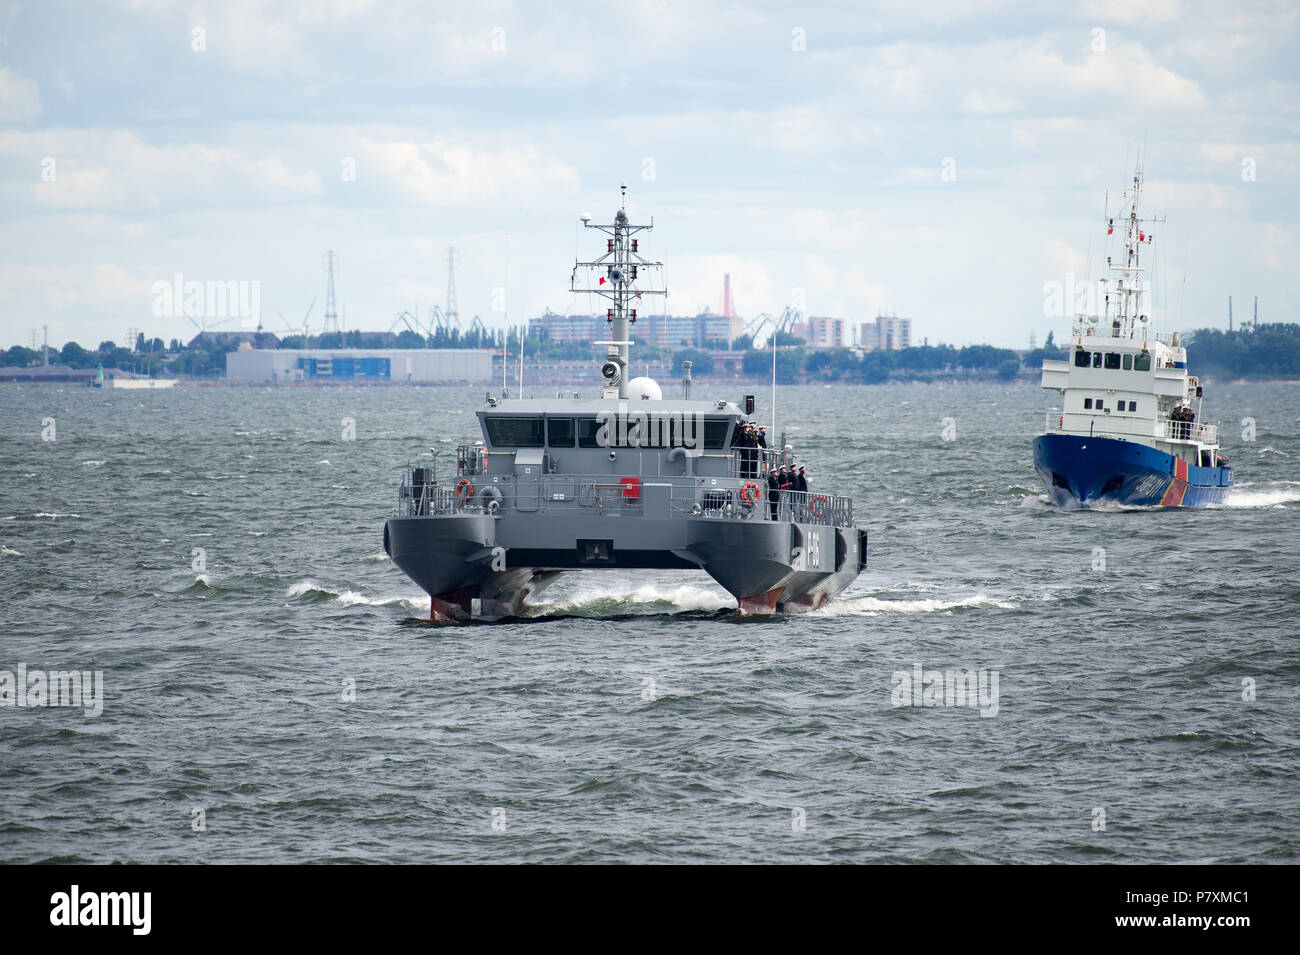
[571,183,666,398]
[1102,159,1164,341]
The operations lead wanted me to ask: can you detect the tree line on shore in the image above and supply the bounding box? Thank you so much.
[4,324,1297,381]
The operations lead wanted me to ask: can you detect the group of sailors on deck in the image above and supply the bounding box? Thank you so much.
[732,421,769,477]
[1171,404,1197,440]
[767,465,809,520]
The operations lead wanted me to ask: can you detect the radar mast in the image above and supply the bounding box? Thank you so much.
[570,183,667,398]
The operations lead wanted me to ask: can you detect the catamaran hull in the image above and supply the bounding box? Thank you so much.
[1033,434,1232,509]
[384,512,867,621]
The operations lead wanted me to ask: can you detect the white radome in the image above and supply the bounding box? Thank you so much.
[626,377,663,400]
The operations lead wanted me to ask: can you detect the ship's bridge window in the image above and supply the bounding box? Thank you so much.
[577,417,603,448]
[1074,349,1090,367]
[1083,398,1093,409]
[1134,352,1151,371]
[547,417,575,447]
[1122,354,1133,370]
[1095,399,1104,410]
[484,416,544,448]
[1092,352,1102,368]
[1104,352,1121,369]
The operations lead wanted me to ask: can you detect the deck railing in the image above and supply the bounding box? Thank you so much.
[395,474,854,527]
[727,447,792,478]
[1159,418,1217,445]
[455,445,489,475]
[1044,410,1219,445]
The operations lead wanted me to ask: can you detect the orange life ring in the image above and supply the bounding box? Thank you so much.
[809,494,828,518]
[455,478,474,499]
[740,481,761,503]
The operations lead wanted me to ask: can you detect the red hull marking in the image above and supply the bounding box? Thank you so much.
[737,587,784,614]
[430,586,477,622]
[1160,477,1187,506]
[1160,458,1190,506]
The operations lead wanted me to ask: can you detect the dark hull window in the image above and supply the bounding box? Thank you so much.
[485,416,544,447]
[1104,352,1121,369]
[1134,352,1151,371]
[1122,354,1133,370]
[1074,349,1090,367]
[1091,352,1102,368]
[547,417,575,447]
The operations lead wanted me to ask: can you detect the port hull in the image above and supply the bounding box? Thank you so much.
[1033,434,1232,508]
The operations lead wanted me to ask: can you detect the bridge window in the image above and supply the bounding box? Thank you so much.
[1092,352,1102,368]
[1130,401,1138,413]
[1134,352,1151,371]
[702,418,731,450]
[1083,398,1093,409]
[547,417,575,447]
[577,417,602,448]
[1096,399,1104,410]
[484,416,544,447]
[1104,353,1121,369]
[1122,354,1133,370]
[1074,349,1091,367]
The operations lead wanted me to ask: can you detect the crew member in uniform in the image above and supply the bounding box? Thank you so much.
[767,469,780,520]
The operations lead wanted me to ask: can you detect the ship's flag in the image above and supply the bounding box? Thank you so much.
[1139,231,1145,241]
[599,276,606,285]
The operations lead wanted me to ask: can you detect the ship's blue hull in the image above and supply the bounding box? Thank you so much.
[1033,434,1232,508]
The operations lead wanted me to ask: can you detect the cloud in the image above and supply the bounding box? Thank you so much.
[1078,0,1182,24]
[0,68,42,122]
[355,137,579,205]
[0,130,325,209]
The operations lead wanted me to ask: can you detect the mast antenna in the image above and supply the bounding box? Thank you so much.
[571,183,667,398]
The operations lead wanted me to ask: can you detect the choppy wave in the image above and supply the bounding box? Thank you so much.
[1222,483,1300,509]
[286,578,424,611]
[535,581,734,615]
[811,593,1017,617]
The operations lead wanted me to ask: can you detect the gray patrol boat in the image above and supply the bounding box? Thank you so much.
[384,185,867,620]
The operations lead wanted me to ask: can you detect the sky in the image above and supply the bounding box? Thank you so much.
[0,0,1296,350]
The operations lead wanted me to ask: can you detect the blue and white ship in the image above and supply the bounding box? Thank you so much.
[1034,166,1233,508]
